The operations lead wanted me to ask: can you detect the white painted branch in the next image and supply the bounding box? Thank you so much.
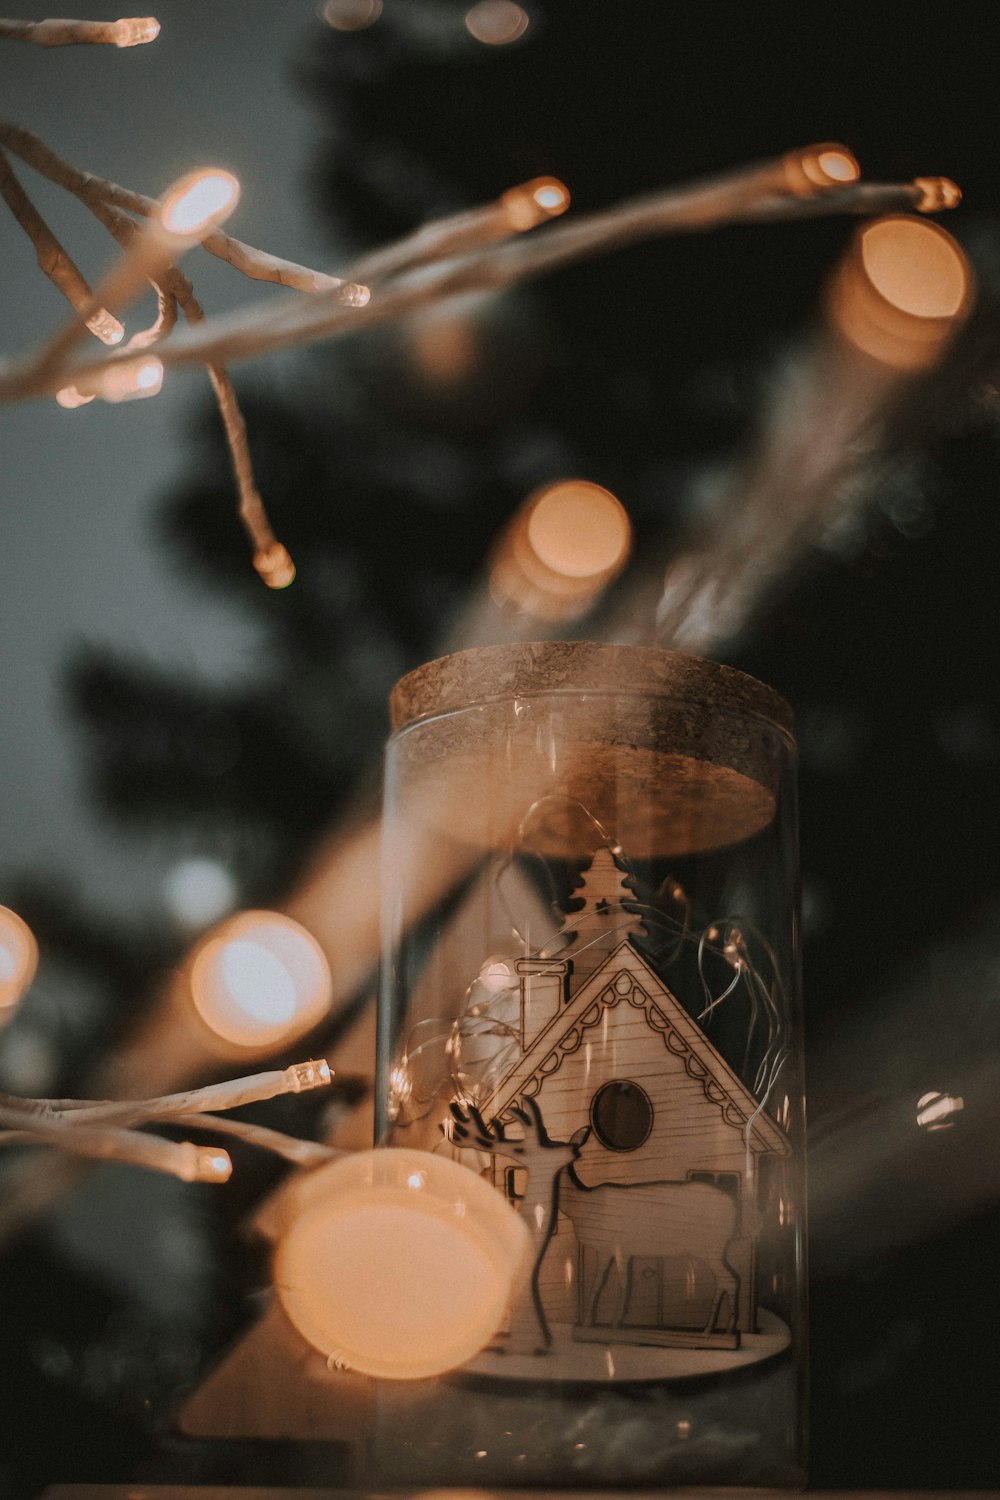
[0,16,159,48]
[0,123,363,297]
[0,174,946,405]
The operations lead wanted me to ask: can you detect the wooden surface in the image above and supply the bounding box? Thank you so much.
[39,1487,1000,1500]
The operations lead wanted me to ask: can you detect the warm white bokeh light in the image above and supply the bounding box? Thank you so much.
[501,176,570,231]
[163,856,238,929]
[526,480,631,579]
[161,170,241,238]
[489,479,632,620]
[190,910,332,1049]
[829,216,972,371]
[320,0,382,30]
[816,148,859,183]
[478,957,514,993]
[465,0,530,45]
[275,1148,529,1378]
[783,142,859,196]
[0,904,39,1015]
[860,218,968,319]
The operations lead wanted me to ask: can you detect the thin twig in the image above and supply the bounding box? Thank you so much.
[0,122,364,298]
[0,1105,230,1182]
[4,174,953,403]
[0,146,121,342]
[172,1111,338,1167]
[38,1058,333,1124]
[0,16,158,48]
[0,149,288,569]
[0,1061,332,1181]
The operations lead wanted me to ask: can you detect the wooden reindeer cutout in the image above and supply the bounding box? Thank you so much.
[449,1097,589,1354]
[560,1168,740,1341]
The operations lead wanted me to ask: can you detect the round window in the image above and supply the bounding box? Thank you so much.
[590,1079,654,1152]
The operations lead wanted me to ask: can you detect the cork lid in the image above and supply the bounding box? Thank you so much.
[387,644,793,858]
[391,641,793,738]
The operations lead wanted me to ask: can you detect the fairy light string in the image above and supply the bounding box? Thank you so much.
[0,21,962,592]
[389,798,792,1142]
[0,1059,334,1182]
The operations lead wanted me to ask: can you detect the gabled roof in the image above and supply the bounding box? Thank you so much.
[481,939,788,1158]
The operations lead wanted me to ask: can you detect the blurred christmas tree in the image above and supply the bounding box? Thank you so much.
[2,3,1000,1495]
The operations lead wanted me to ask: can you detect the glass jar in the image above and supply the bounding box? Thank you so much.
[374,641,805,1487]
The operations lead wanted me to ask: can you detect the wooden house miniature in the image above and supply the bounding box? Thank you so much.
[475,848,789,1351]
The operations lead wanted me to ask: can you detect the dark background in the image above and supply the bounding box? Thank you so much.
[2,2,1000,1494]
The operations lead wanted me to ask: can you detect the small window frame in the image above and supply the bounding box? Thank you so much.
[589,1078,654,1153]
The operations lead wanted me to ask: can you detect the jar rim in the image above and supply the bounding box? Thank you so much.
[389,641,793,738]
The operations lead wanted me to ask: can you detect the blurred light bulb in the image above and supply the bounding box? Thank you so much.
[113,16,160,46]
[160,169,240,238]
[0,905,39,1017]
[490,479,631,621]
[190,910,332,1050]
[501,176,570,231]
[85,308,126,346]
[861,218,967,318]
[56,386,95,409]
[785,142,860,194]
[465,0,530,45]
[828,215,973,371]
[527,481,630,578]
[320,0,382,29]
[478,957,514,992]
[274,1148,529,1379]
[254,542,296,589]
[163,856,237,929]
[407,309,480,385]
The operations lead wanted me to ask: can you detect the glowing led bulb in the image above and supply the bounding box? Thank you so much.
[274,1148,529,1379]
[253,542,296,589]
[160,169,240,239]
[478,957,514,992]
[56,386,96,409]
[913,177,963,213]
[465,0,530,45]
[96,356,164,402]
[0,904,39,1017]
[178,1144,233,1182]
[190,910,332,1050]
[113,16,160,46]
[829,215,973,371]
[85,308,126,346]
[284,1058,332,1093]
[787,142,860,194]
[338,281,371,308]
[163,855,237,928]
[501,176,571,231]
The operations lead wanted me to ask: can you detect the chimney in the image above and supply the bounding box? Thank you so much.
[516,957,572,1050]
